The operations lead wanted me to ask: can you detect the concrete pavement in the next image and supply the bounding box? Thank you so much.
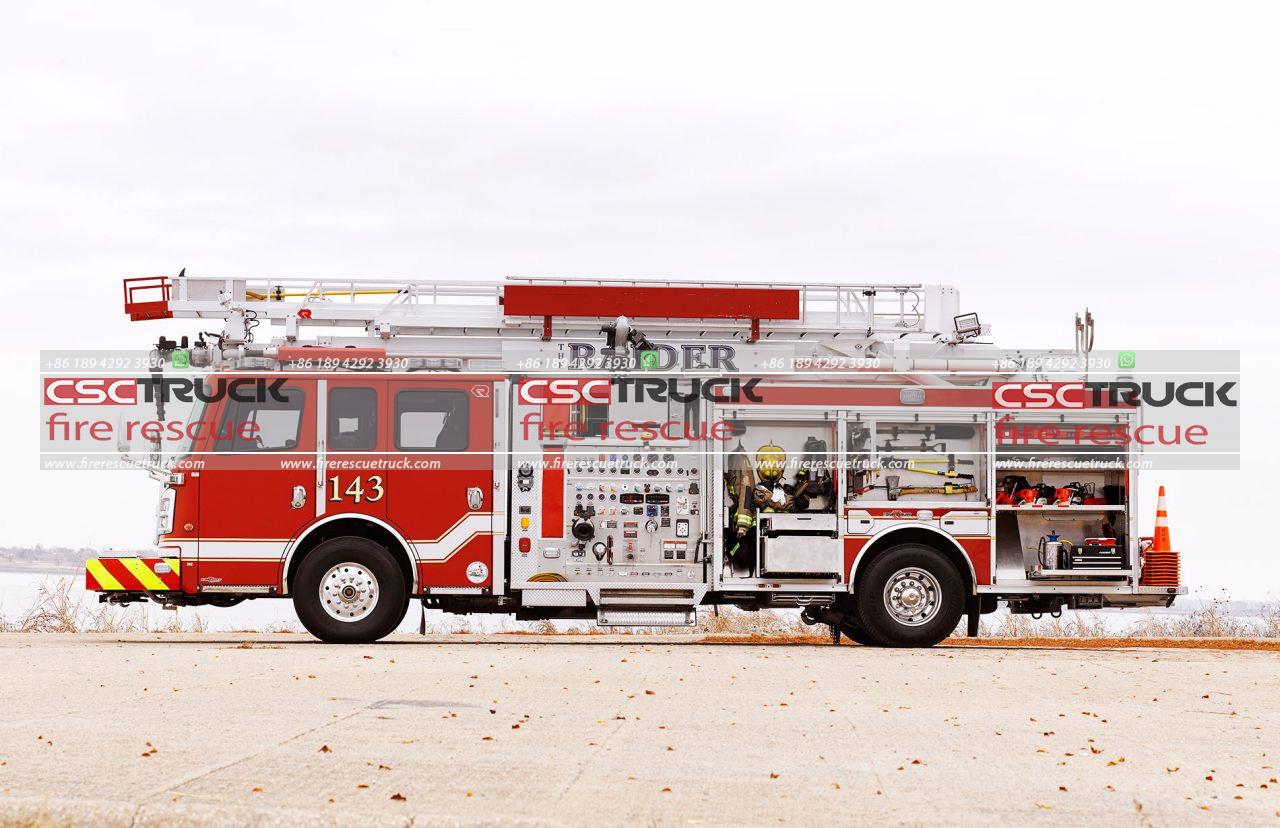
[1,633,1277,825]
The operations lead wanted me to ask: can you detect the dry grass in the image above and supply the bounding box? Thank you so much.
[972,597,1280,641]
[5,577,1278,644]
[977,611,1113,639]
[1,578,208,634]
[944,637,1280,652]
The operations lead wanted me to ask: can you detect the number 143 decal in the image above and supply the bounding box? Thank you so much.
[328,475,384,504]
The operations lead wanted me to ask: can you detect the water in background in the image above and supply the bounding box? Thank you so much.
[0,569,503,634]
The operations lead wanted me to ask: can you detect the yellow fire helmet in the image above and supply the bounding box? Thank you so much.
[755,443,787,480]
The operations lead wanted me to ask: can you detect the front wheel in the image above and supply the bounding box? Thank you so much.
[294,537,407,643]
[854,543,965,648]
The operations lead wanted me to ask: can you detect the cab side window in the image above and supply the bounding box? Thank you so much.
[328,387,377,451]
[395,389,469,451]
[215,386,306,452]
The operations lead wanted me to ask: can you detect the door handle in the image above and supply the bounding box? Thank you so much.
[467,487,484,510]
[291,485,307,509]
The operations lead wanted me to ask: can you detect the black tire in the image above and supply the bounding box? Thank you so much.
[839,618,884,647]
[854,543,965,648]
[293,537,407,644]
[827,597,885,646]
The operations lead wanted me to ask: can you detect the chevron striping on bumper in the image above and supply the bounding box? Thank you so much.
[85,557,182,591]
[85,558,124,591]
[120,557,168,591]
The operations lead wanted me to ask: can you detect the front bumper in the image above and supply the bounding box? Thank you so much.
[85,556,181,592]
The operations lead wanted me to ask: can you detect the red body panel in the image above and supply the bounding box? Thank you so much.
[188,381,318,588]
[416,534,494,589]
[540,447,564,539]
[159,373,499,596]
[503,284,800,320]
[193,378,318,588]
[844,535,992,586]
[194,559,283,588]
[384,378,494,589]
[323,378,389,526]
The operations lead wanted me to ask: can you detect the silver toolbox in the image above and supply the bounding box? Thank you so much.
[759,514,841,575]
[762,513,838,532]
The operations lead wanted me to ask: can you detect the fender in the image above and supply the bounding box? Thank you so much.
[281,513,418,595]
[847,523,979,595]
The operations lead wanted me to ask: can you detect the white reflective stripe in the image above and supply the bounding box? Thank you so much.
[411,514,493,561]
[167,540,197,556]
[189,514,492,564]
[196,541,290,559]
[315,379,327,519]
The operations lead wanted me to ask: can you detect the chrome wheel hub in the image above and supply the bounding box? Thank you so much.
[883,567,941,627]
[320,563,379,622]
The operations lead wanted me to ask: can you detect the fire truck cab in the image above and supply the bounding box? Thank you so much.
[86,275,1185,646]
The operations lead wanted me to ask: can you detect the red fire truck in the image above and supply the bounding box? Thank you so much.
[84,275,1184,646]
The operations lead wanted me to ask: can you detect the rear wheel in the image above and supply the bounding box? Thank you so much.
[825,598,884,646]
[838,617,883,646]
[294,537,407,643]
[854,543,965,648]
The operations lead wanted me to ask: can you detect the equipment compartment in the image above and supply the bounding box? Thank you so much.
[758,513,841,577]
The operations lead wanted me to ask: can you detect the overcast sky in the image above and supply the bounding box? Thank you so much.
[0,1,1275,596]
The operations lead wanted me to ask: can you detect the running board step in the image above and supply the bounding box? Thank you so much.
[598,589,696,606]
[596,607,697,627]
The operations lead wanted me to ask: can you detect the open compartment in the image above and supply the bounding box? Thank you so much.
[845,413,988,505]
[993,413,1134,584]
[719,413,840,581]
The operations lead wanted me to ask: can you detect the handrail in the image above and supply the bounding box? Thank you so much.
[129,273,943,335]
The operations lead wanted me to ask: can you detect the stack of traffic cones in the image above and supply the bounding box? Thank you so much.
[1140,485,1180,587]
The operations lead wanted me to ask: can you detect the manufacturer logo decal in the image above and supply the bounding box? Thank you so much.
[994,382,1088,409]
[465,561,489,584]
[43,377,138,405]
[517,378,611,406]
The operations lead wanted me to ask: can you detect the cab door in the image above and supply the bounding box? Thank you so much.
[385,377,494,590]
[320,378,388,525]
[196,377,317,590]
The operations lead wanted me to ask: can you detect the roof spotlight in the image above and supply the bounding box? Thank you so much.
[953,312,981,339]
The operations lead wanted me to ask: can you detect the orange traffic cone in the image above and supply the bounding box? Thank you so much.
[1141,485,1179,587]
[1152,485,1171,551]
